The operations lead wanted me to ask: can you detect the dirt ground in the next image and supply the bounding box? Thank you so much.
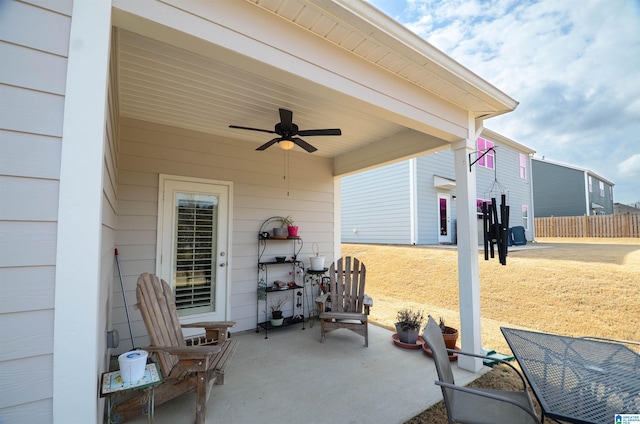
[340,238,640,423]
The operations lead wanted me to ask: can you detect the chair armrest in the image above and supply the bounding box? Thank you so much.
[181,321,236,342]
[435,381,540,423]
[181,321,236,329]
[144,345,221,359]
[447,349,528,390]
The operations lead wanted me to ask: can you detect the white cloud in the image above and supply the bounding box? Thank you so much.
[619,154,640,178]
[368,0,640,204]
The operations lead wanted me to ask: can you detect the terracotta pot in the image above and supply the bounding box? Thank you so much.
[442,326,458,349]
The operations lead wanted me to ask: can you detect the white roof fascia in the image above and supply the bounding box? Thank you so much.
[315,0,519,117]
[481,128,536,155]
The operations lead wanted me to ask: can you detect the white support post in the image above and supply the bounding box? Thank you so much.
[53,1,112,422]
[451,116,483,372]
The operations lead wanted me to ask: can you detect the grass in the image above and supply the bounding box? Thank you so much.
[341,237,640,423]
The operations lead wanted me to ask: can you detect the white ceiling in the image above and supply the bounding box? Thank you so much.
[113,0,515,160]
[116,29,405,158]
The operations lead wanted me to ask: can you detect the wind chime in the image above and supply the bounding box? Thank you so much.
[470,146,510,265]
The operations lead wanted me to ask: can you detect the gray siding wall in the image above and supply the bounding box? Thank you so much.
[341,161,411,244]
[415,151,456,244]
[340,137,535,245]
[0,1,72,422]
[532,160,587,217]
[475,139,533,236]
[587,175,614,215]
[113,118,336,346]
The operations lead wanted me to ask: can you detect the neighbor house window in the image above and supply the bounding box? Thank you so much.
[519,154,527,179]
[599,181,605,197]
[522,205,529,230]
[588,176,593,193]
[476,198,492,219]
[477,138,494,169]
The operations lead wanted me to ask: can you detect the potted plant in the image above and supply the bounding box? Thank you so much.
[439,316,459,349]
[395,308,424,344]
[273,216,297,238]
[270,297,288,326]
[282,215,298,237]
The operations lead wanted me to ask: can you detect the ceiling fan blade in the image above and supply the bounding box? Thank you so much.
[297,128,342,137]
[291,137,317,153]
[256,137,282,151]
[279,109,293,131]
[229,125,276,134]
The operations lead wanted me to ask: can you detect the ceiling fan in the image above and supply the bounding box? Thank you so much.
[229,108,341,153]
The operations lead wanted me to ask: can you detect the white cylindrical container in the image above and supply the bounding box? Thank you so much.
[118,350,148,383]
[309,256,325,271]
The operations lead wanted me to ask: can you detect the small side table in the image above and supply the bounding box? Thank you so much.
[100,362,162,424]
[305,268,329,326]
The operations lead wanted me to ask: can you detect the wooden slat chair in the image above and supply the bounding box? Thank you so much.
[315,256,372,346]
[131,272,238,424]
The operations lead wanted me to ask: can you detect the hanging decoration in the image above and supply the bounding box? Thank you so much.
[469,146,510,265]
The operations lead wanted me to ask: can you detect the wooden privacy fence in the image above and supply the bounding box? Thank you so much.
[535,214,640,238]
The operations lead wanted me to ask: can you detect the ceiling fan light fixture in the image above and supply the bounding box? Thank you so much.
[279,140,295,150]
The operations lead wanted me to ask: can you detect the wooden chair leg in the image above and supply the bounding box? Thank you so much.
[195,372,207,424]
[363,322,368,347]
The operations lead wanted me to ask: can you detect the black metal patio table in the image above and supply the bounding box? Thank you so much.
[501,327,640,424]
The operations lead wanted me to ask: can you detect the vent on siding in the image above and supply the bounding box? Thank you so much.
[174,197,216,312]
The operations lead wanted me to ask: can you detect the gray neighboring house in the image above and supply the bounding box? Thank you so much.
[341,129,536,245]
[614,203,640,215]
[532,158,614,217]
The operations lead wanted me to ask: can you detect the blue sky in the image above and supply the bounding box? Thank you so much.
[367,0,640,206]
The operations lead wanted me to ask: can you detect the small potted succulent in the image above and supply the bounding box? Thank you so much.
[270,297,288,326]
[395,308,424,344]
[439,316,459,349]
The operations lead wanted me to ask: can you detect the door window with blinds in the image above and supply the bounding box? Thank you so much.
[158,176,229,320]
[174,193,217,314]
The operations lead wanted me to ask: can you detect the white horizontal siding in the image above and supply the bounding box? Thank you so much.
[0,131,62,179]
[0,398,52,424]
[0,309,54,361]
[0,0,71,57]
[0,86,65,137]
[0,41,67,95]
[113,118,336,347]
[0,1,71,421]
[0,266,55,314]
[0,222,57,267]
[0,176,59,221]
[0,355,53,411]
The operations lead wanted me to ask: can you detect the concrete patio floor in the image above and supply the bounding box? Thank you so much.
[125,323,489,424]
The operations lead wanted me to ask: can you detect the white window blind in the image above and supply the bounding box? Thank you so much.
[174,193,218,313]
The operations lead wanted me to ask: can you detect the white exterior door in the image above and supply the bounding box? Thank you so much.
[438,193,452,244]
[158,176,231,327]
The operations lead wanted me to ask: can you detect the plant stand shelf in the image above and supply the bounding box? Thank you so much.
[257,216,305,339]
